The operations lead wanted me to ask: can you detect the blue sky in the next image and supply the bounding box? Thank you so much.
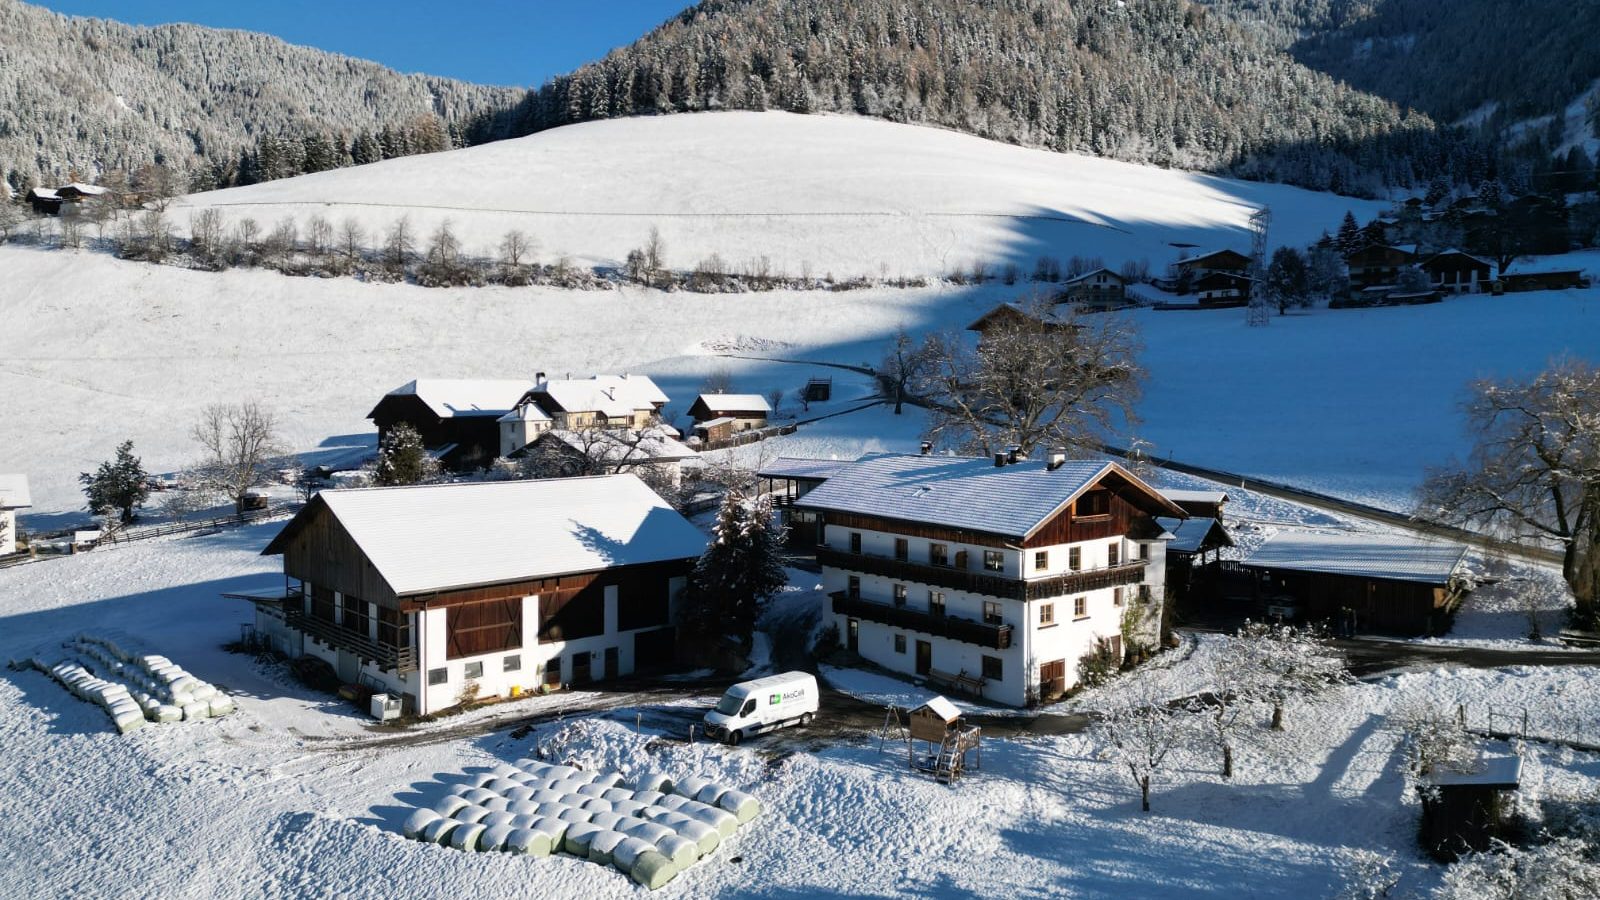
[33,1,693,87]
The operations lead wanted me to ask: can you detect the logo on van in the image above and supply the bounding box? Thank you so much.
[769,693,781,705]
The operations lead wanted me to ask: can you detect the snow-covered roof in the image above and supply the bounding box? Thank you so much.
[61,182,110,196]
[264,476,705,597]
[966,301,1082,331]
[696,417,737,428]
[28,188,59,200]
[543,427,697,463]
[1242,532,1468,585]
[496,401,552,424]
[758,457,849,482]
[1159,489,1227,506]
[536,375,668,419]
[1426,754,1521,788]
[381,379,534,419]
[693,393,771,414]
[1154,517,1232,554]
[0,474,31,509]
[1063,267,1123,285]
[1499,264,1586,277]
[1176,248,1248,267]
[917,695,962,722]
[1421,249,1493,268]
[796,453,1182,540]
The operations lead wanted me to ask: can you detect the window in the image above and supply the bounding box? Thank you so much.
[1069,547,1082,571]
[894,634,907,654]
[930,543,949,567]
[930,591,946,617]
[847,575,861,598]
[503,654,521,672]
[893,584,908,607]
[894,538,908,561]
[1108,543,1119,566]
[1040,603,1055,626]
[464,660,484,679]
[849,532,862,553]
[983,601,1002,625]
[1113,587,1124,608]
[982,656,1003,680]
[1076,490,1111,517]
[1034,550,1049,571]
[984,549,1004,572]
[427,667,448,686]
[1073,597,1088,619]
[1138,543,1150,561]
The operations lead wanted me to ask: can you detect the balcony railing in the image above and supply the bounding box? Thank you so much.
[831,592,1014,650]
[816,545,1147,601]
[285,604,417,673]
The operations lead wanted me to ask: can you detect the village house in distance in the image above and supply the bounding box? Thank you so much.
[242,476,705,716]
[794,451,1186,707]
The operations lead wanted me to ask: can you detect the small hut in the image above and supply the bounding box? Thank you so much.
[908,695,981,783]
[1419,752,1522,861]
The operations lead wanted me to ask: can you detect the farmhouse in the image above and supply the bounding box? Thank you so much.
[1344,244,1416,290]
[1060,268,1128,309]
[966,302,1081,338]
[687,393,770,432]
[1154,516,1233,603]
[0,474,31,556]
[1194,271,1252,304]
[27,182,112,216]
[523,373,668,431]
[1239,532,1470,636]
[369,378,533,472]
[798,452,1185,707]
[248,476,705,716]
[1174,248,1251,276]
[1419,250,1494,295]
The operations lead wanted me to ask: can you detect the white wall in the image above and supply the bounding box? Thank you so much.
[0,510,15,555]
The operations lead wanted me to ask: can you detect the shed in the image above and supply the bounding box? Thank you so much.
[1420,752,1522,861]
[1240,532,1470,636]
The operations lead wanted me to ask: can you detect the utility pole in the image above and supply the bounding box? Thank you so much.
[1246,206,1272,327]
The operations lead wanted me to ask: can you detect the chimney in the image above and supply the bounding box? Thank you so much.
[535,371,547,389]
[994,453,1007,468]
[1047,449,1067,471]
[1006,445,1023,464]
[920,441,933,456]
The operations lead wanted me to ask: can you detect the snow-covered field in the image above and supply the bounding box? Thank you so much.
[172,111,1385,281]
[3,525,1599,898]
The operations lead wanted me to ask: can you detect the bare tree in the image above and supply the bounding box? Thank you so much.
[1091,673,1195,812]
[383,215,414,274]
[235,217,261,265]
[881,326,932,416]
[305,215,333,257]
[339,218,366,264]
[190,401,288,514]
[265,216,298,261]
[644,226,666,283]
[498,229,536,284]
[57,214,83,249]
[1201,631,1270,778]
[1242,622,1347,731]
[766,388,784,418]
[189,208,226,259]
[913,296,1143,456]
[1418,360,1600,626]
[0,202,22,243]
[130,163,181,211]
[701,366,735,396]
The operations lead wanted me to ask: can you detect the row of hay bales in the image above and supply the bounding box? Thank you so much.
[17,634,234,734]
[401,759,761,890]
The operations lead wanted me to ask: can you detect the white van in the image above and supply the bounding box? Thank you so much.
[703,671,819,745]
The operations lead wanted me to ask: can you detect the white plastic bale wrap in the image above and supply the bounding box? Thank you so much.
[506,800,539,819]
[655,794,690,812]
[508,814,539,830]
[180,702,210,721]
[505,787,536,803]
[631,790,665,807]
[623,820,675,846]
[454,805,492,824]
[449,822,488,852]
[588,812,624,831]
[684,804,738,838]
[531,790,566,804]
[531,816,568,845]
[673,775,712,800]
[112,710,145,734]
[485,778,521,795]
[612,836,655,874]
[613,800,648,818]
[654,832,700,868]
[563,822,601,856]
[421,818,459,845]
[490,763,520,779]
[630,850,679,890]
[592,771,625,789]
[670,818,721,856]
[556,808,593,825]
[461,787,496,805]
[481,797,512,813]
[446,784,475,798]
[479,824,516,852]
[504,828,552,857]
[480,811,517,828]
[471,773,499,789]
[432,796,470,818]
[155,705,183,724]
[633,772,673,794]
[601,787,634,803]
[575,783,608,800]
[588,829,627,867]
[533,802,566,818]
[580,798,614,814]
[403,808,441,840]
[718,789,762,824]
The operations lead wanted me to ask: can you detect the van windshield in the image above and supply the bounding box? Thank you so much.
[714,694,746,716]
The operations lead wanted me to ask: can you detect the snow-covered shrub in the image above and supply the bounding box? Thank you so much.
[1432,837,1600,899]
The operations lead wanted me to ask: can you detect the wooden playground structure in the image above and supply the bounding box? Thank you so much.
[880,696,982,783]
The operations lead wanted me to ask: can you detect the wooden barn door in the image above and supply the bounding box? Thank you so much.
[1039,659,1067,698]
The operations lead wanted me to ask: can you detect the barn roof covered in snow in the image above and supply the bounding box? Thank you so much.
[758,457,850,482]
[374,379,535,419]
[1154,517,1232,554]
[533,375,668,418]
[0,474,31,509]
[1241,532,1468,584]
[1159,489,1228,506]
[691,393,772,414]
[263,475,704,597]
[796,453,1183,540]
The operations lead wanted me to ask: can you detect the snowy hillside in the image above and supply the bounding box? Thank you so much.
[173,112,1387,281]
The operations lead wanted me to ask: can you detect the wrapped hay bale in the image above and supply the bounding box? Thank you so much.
[533,802,566,818]
[530,789,565,805]
[580,798,614,814]
[612,836,655,874]
[512,757,545,772]
[630,850,679,890]
[694,783,730,806]
[454,805,492,824]
[506,801,540,819]
[654,832,699,868]
[555,808,593,825]
[622,821,675,847]
[420,818,459,845]
[591,772,624,789]
[490,763,521,779]
[575,784,609,800]
[485,778,522,795]
[508,814,539,830]
[588,812,624,831]
[446,784,476,798]
[545,765,581,780]
[684,805,738,838]
[449,822,488,852]
[190,684,219,703]
[462,787,497,806]
[613,800,647,818]
[631,790,665,807]
[588,829,627,867]
[207,696,235,717]
[403,808,441,840]
[601,787,634,804]
[432,796,470,818]
[531,817,568,846]
[718,789,762,824]
[154,705,183,724]
[505,787,536,804]
[633,773,673,795]
[180,702,210,721]
[562,822,601,856]
[471,773,499,789]
[655,794,690,812]
[481,797,512,813]
[504,828,552,857]
[668,818,720,856]
[112,709,145,734]
[673,776,712,800]
[479,824,516,852]
[480,811,517,828]
[556,792,588,808]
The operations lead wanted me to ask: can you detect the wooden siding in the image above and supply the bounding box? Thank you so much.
[1023,489,1141,547]
[281,507,401,610]
[446,595,523,659]
[824,510,1011,548]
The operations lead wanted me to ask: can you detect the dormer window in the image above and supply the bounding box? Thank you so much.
[1075,490,1111,517]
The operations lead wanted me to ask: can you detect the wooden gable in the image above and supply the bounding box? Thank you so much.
[1022,467,1184,548]
[267,498,401,609]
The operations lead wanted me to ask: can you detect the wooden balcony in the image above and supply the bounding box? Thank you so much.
[284,603,417,673]
[816,546,1147,601]
[831,592,1014,650]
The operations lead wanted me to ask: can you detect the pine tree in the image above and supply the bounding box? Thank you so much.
[1336,211,1364,256]
[683,490,787,644]
[373,423,436,486]
[79,440,151,523]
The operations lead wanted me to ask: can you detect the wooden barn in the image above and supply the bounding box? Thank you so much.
[246,476,705,715]
[1194,271,1252,305]
[1174,248,1251,276]
[1419,752,1522,861]
[1239,532,1469,636]
[1155,516,1233,603]
[368,378,534,472]
[1420,250,1493,294]
[966,302,1081,339]
[1158,489,1228,520]
[687,393,771,431]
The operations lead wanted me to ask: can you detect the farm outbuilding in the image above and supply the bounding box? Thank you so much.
[0,474,32,556]
[1239,532,1470,636]
[687,394,770,432]
[1419,752,1521,861]
[757,456,849,548]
